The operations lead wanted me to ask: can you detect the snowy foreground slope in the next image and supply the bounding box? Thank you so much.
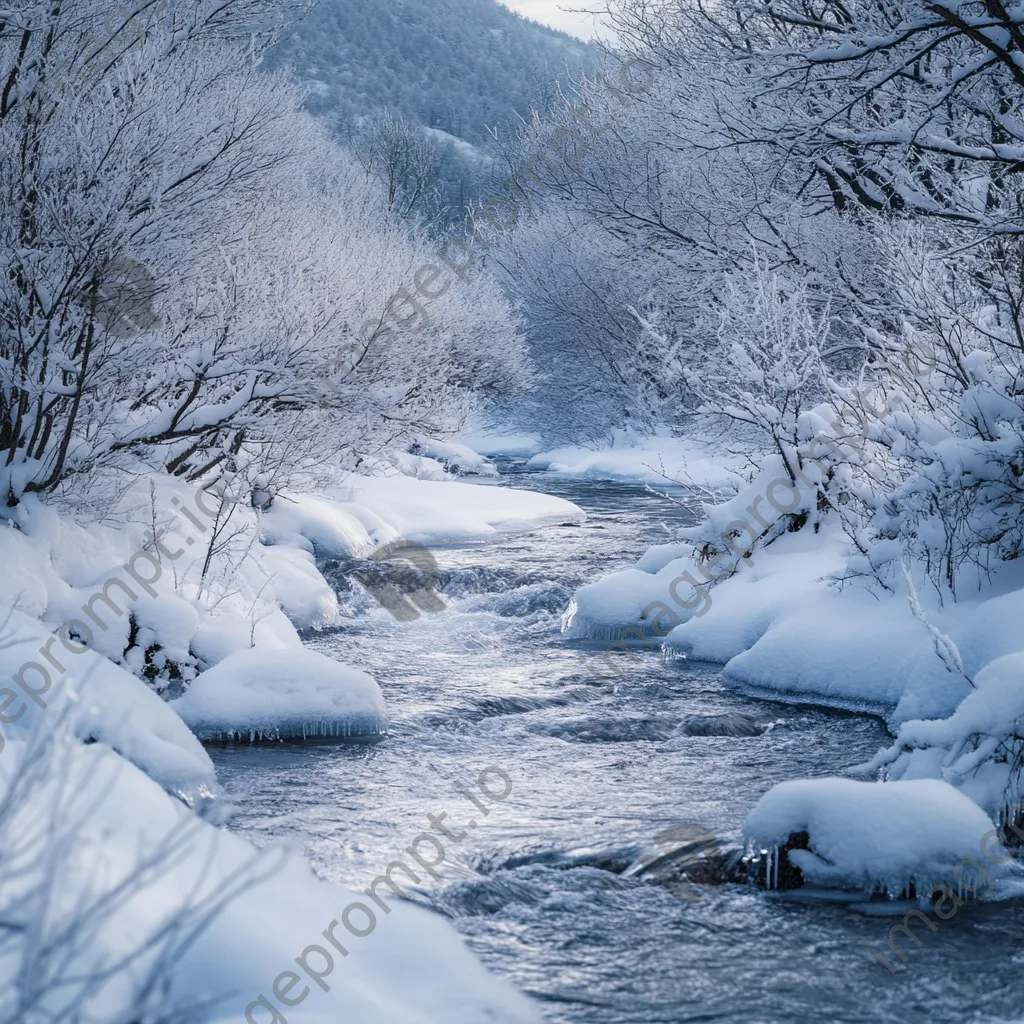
[0,457,579,1021]
[0,736,541,1023]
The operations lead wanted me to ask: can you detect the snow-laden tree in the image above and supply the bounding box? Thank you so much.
[354,110,443,224]
[683,257,836,491]
[493,55,760,440]
[827,226,1024,596]
[735,0,1024,231]
[0,0,528,507]
[501,0,1024,594]
[494,8,888,443]
[0,0,306,501]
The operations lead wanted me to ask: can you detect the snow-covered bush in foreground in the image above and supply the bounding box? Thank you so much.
[856,653,1024,821]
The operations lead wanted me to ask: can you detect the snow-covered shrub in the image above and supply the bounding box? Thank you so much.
[686,258,831,476]
[857,652,1024,824]
[830,231,1024,597]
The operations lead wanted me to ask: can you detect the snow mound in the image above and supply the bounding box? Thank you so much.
[336,475,585,543]
[257,544,340,629]
[528,436,741,488]
[170,648,388,743]
[744,778,1010,896]
[566,519,974,724]
[0,611,215,800]
[410,436,499,477]
[261,494,375,558]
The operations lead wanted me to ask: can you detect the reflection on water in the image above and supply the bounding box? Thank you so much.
[212,462,1024,1024]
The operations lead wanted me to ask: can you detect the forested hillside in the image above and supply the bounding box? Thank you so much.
[269,0,598,147]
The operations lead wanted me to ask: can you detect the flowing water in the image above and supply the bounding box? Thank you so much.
[212,463,1024,1024]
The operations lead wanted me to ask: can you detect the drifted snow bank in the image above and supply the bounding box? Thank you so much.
[171,648,387,742]
[744,778,1014,898]
[566,513,1014,725]
[528,433,741,488]
[0,453,581,776]
[567,447,1024,839]
[0,738,539,1024]
[334,473,584,543]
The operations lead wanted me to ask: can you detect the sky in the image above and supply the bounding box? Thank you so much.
[501,1,609,40]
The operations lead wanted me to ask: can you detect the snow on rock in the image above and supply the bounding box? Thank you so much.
[410,436,500,477]
[328,499,401,548]
[0,738,540,1024]
[744,778,1011,897]
[370,449,452,480]
[0,610,215,800]
[562,555,703,642]
[170,648,388,742]
[261,493,375,558]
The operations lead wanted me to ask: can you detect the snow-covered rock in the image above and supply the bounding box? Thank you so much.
[409,436,500,477]
[744,778,1012,897]
[170,648,388,743]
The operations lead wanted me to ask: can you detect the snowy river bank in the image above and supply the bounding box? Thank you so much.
[211,463,1024,1024]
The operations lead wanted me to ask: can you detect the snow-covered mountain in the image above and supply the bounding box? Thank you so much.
[268,0,599,147]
